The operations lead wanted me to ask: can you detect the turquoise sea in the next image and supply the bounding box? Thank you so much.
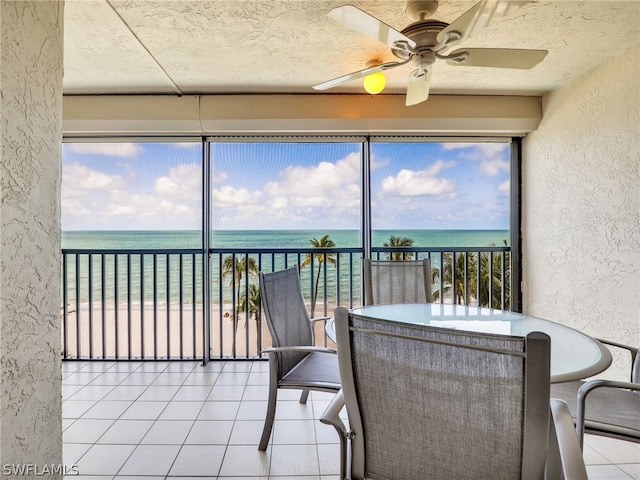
[62,229,509,250]
[61,230,509,305]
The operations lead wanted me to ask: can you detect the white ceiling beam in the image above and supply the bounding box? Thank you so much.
[63,94,542,136]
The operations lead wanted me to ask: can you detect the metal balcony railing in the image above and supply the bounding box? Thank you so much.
[61,244,510,361]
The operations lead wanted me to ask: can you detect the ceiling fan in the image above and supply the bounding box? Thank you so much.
[313,0,548,106]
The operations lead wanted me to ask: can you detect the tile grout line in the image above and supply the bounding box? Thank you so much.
[63,360,639,479]
[114,360,204,478]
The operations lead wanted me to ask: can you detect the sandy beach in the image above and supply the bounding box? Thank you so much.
[62,302,337,360]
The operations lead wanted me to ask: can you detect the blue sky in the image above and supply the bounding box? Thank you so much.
[62,140,510,231]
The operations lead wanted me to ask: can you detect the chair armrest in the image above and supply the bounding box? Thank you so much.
[597,339,638,368]
[578,379,640,397]
[320,389,347,435]
[550,399,589,480]
[308,316,332,345]
[597,338,638,355]
[309,315,332,325]
[576,379,640,447]
[261,346,337,355]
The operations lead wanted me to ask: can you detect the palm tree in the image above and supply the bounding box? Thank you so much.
[383,235,415,261]
[478,241,510,309]
[237,282,261,323]
[431,252,477,305]
[237,283,262,355]
[300,234,338,318]
[222,255,259,330]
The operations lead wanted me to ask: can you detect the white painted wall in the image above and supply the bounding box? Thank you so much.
[0,0,63,471]
[522,45,640,379]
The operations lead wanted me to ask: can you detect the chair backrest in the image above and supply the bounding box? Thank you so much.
[333,306,551,480]
[259,267,313,377]
[363,258,433,305]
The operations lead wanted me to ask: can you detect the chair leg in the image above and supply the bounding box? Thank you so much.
[545,409,563,480]
[259,374,279,451]
[319,390,348,480]
[299,389,310,404]
[338,429,347,480]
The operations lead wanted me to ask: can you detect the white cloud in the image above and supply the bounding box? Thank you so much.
[381,160,455,197]
[155,163,201,200]
[499,179,510,195]
[263,152,361,210]
[268,196,288,210]
[480,158,509,176]
[209,152,362,229]
[370,155,389,170]
[105,204,136,216]
[98,191,200,227]
[442,142,509,177]
[60,197,91,217]
[62,162,201,230]
[155,177,179,196]
[212,185,261,206]
[67,143,142,158]
[212,170,229,185]
[62,163,125,195]
[265,152,360,201]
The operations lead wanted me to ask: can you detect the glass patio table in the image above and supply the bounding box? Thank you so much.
[325,303,612,383]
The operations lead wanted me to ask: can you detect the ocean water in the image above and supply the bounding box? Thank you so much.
[62,229,509,250]
[61,230,509,304]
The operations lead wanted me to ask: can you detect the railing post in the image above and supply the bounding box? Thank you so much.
[202,137,211,365]
[62,253,68,359]
[88,254,94,359]
[114,254,119,359]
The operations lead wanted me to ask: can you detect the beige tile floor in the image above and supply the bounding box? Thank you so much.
[62,360,640,479]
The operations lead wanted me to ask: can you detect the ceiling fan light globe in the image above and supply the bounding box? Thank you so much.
[363,72,386,95]
[362,72,387,95]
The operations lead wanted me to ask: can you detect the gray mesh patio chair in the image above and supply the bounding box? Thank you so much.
[550,339,640,447]
[363,258,432,305]
[258,266,341,451]
[322,306,555,480]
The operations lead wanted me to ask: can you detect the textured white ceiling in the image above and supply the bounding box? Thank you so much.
[63,0,640,97]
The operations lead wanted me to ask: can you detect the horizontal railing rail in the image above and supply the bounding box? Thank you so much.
[61,244,511,361]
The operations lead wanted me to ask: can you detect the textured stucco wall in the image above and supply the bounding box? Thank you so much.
[522,45,640,379]
[0,0,64,473]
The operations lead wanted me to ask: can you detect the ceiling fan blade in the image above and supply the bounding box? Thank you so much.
[405,67,432,106]
[328,5,416,50]
[446,48,548,69]
[313,60,407,91]
[436,0,530,48]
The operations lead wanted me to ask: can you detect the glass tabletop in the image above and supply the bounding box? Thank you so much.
[327,303,612,383]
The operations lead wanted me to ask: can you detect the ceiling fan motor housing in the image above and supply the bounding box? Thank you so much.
[392,19,449,60]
